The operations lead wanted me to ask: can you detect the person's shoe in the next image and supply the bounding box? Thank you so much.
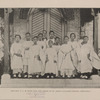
[47,75,49,78]
[28,74,32,78]
[36,75,39,78]
[18,74,21,78]
[51,75,54,78]
[13,74,17,78]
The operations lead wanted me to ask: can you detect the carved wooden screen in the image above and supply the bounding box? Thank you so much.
[50,8,62,39]
[31,9,44,37]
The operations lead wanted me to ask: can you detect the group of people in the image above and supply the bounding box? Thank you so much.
[10,30,100,79]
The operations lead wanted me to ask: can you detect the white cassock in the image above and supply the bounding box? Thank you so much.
[46,38,55,47]
[29,45,42,74]
[69,41,80,70]
[37,40,46,72]
[45,47,57,74]
[77,43,93,73]
[0,40,4,61]
[59,44,75,74]
[53,45,61,72]
[22,41,33,66]
[10,42,23,70]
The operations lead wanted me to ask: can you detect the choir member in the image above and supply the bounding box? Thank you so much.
[59,36,75,78]
[77,36,93,79]
[37,33,46,75]
[28,36,42,78]
[45,40,58,78]
[22,32,33,78]
[46,31,55,47]
[53,37,61,76]
[10,35,23,78]
[69,33,80,75]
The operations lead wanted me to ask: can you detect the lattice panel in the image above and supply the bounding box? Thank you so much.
[66,9,80,40]
[50,8,62,39]
[32,9,44,37]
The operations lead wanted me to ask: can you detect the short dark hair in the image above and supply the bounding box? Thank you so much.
[64,36,69,39]
[49,30,54,35]
[83,36,88,39]
[15,35,21,39]
[55,37,60,40]
[32,36,38,40]
[25,32,30,35]
[70,33,76,38]
[38,33,43,36]
[42,30,47,34]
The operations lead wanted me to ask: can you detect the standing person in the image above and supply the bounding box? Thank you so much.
[59,36,75,78]
[53,37,61,77]
[78,36,93,79]
[37,33,46,76]
[10,35,23,78]
[69,33,80,76]
[42,30,47,42]
[46,31,55,47]
[45,40,58,78]
[22,32,33,78]
[29,36,42,78]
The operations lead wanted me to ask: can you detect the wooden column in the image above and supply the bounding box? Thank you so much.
[3,8,10,74]
[47,9,50,39]
[93,15,98,53]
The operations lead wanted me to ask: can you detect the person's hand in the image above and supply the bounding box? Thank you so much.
[25,47,29,50]
[37,55,41,61]
[14,53,22,57]
[78,60,81,63]
[54,60,57,63]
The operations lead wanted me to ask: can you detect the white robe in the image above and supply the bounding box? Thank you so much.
[10,42,23,70]
[59,43,75,72]
[0,41,4,61]
[28,45,42,74]
[69,41,80,69]
[53,45,61,71]
[45,47,57,74]
[46,38,55,47]
[78,43,93,73]
[22,40,33,66]
[37,40,46,68]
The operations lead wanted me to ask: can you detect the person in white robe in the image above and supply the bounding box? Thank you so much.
[45,40,58,78]
[46,31,55,47]
[69,33,80,75]
[37,33,46,75]
[42,30,47,42]
[28,36,42,78]
[53,37,61,76]
[59,36,75,78]
[10,35,23,78]
[77,36,93,79]
[22,32,33,77]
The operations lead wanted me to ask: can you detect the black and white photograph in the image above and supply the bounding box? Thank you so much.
[0,8,100,88]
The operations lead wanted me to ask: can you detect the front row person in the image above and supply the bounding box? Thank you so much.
[45,40,57,78]
[10,35,23,78]
[59,36,75,78]
[28,36,42,78]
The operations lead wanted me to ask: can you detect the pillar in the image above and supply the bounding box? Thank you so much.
[1,8,10,84]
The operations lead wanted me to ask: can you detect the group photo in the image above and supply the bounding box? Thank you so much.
[0,8,100,88]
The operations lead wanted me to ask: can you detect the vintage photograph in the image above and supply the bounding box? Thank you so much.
[0,8,100,88]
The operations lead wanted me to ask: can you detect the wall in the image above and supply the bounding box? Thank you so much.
[65,9,80,40]
[13,9,27,42]
[81,20,93,46]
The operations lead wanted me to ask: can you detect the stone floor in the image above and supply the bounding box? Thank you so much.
[1,76,100,88]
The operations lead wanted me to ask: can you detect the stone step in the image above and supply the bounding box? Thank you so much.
[1,78,100,88]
